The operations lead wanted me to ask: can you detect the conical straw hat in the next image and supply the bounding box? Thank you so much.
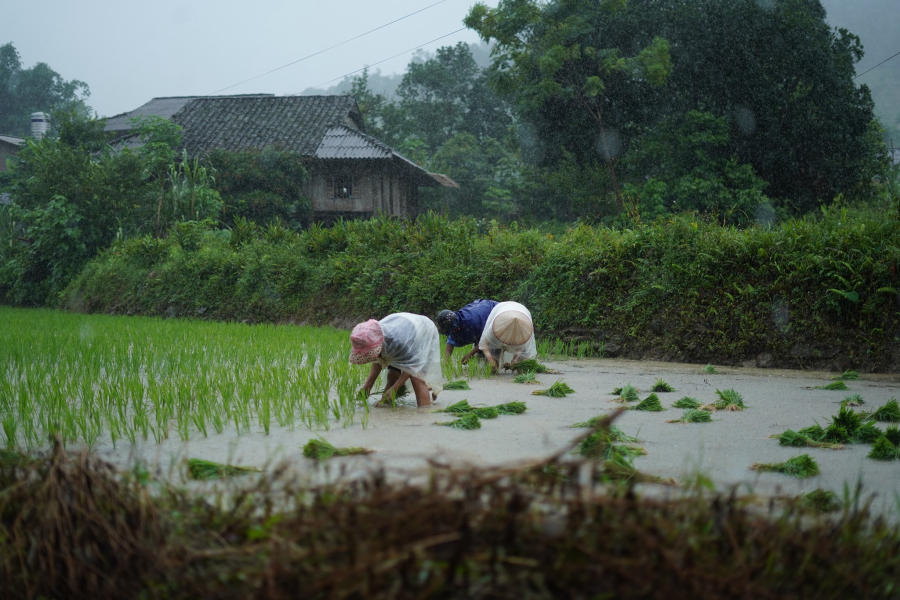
[492,311,532,346]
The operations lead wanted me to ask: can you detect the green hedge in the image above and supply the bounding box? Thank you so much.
[61,208,900,371]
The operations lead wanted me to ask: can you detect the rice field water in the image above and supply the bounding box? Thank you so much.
[0,307,382,450]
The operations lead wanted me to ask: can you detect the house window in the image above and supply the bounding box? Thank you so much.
[333,175,352,199]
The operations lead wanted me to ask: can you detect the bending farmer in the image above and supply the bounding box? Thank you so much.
[478,301,537,372]
[436,298,498,363]
[350,313,443,408]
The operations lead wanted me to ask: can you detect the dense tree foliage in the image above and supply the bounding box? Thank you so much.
[466,0,889,220]
[0,42,92,137]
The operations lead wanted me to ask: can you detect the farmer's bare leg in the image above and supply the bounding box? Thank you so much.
[409,377,432,407]
[378,367,409,406]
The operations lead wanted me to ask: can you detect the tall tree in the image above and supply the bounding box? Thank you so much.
[0,42,92,137]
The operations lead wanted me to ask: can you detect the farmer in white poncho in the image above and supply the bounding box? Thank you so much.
[478,301,537,373]
[350,313,443,407]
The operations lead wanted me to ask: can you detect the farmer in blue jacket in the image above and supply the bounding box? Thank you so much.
[436,299,499,363]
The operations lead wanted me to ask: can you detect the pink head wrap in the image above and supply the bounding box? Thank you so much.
[349,319,384,364]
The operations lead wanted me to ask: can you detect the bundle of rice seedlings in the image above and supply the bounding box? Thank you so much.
[437,413,481,430]
[441,400,474,414]
[634,393,664,412]
[827,406,862,441]
[673,397,701,409]
[840,394,865,408]
[651,379,674,392]
[703,364,718,374]
[495,401,527,415]
[855,422,883,444]
[885,425,900,446]
[799,489,841,513]
[576,431,645,460]
[615,384,640,403]
[532,380,575,397]
[302,439,373,460]
[667,409,712,423]
[507,359,560,374]
[776,429,842,449]
[870,399,900,422]
[867,436,899,461]
[473,406,500,419]
[751,454,820,478]
[714,389,745,411]
[513,370,538,384]
[798,424,825,440]
[831,370,860,380]
[818,381,849,391]
[444,380,471,390]
[186,458,261,480]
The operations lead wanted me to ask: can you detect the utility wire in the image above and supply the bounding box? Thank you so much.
[309,27,467,90]
[855,50,900,79]
[213,0,450,92]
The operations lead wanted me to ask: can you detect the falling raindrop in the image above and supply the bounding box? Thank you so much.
[596,128,621,162]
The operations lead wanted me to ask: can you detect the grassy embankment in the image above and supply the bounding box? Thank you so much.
[62,206,899,371]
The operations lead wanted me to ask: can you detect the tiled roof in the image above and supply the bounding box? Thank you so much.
[175,95,364,155]
[0,135,25,146]
[103,94,273,133]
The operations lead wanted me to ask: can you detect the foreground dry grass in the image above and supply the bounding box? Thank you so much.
[2,418,899,599]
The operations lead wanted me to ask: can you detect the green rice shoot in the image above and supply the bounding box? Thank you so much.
[870,399,900,422]
[616,384,640,403]
[818,381,849,391]
[798,489,841,513]
[775,429,843,449]
[437,413,481,430]
[507,359,560,374]
[532,380,575,397]
[751,454,820,478]
[302,438,373,460]
[667,409,712,423]
[673,397,701,409]
[651,379,674,392]
[441,400,474,414]
[634,393,664,412]
[444,380,471,390]
[831,370,860,381]
[495,401,527,415]
[867,436,899,461]
[186,458,260,480]
[513,370,538,384]
[840,394,865,408]
[714,389,745,411]
[703,364,718,374]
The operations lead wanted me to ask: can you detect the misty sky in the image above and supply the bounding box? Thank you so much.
[3,0,498,118]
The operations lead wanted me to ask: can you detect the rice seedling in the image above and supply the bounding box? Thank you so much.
[797,489,841,513]
[714,389,745,411]
[840,394,865,408]
[532,380,575,397]
[495,401,527,415]
[473,407,500,419]
[703,364,718,374]
[870,399,900,422]
[651,379,674,392]
[774,429,842,449]
[444,380,471,390]
[507,359,560,374]
[885,425,900,446]
[615,384,640,403]
[185,458,261,480]
[436,413,481,430]
[513,370,538,384]
[867,436,899,461]
[751,454,820,478]
[817,381,849,391]
[440,400,474,414]
[576,430,645,460]
[667,409,712,423]
[0,307,371,450]
[633,394,664,412]
[854,422,883,444]
[302,438,373,460]
[673,397,701,409]
[831,370,860,381]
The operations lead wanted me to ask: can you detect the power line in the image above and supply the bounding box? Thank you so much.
[213,0,451,93]
[855,50,900,79]
[309,27,467,90]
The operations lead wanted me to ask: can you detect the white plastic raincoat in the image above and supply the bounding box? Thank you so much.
[478,301,537,364]
[377,312,443,396]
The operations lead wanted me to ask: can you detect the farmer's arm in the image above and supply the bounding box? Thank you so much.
[361,363,383,395]
[444,342,455,360]
[460,346,480,364]
[383,371,412,404]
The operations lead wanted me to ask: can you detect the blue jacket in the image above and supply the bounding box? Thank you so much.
[446,299,498,347]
